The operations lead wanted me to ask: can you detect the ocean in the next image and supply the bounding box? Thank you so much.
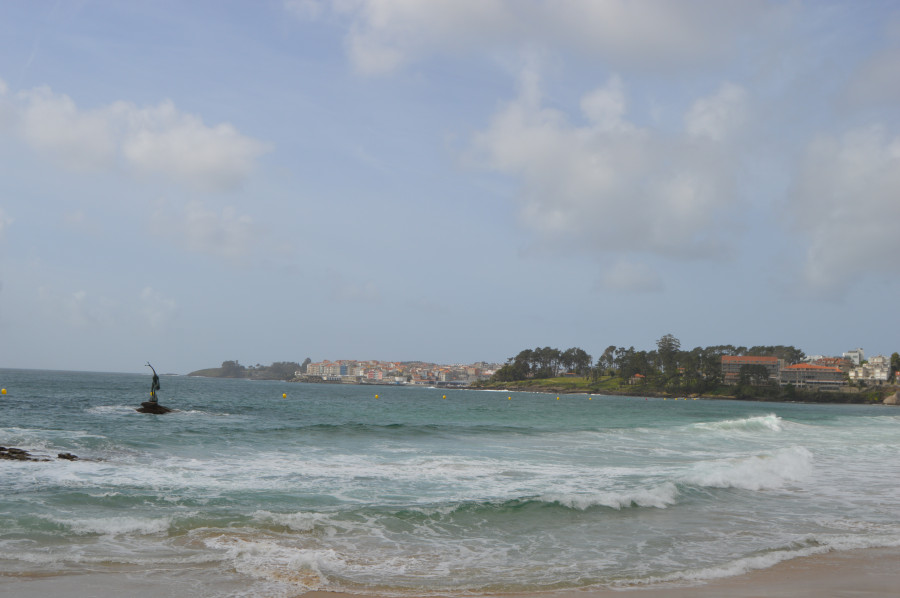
[1,368,899,597]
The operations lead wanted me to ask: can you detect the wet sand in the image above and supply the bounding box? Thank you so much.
[306,547,900,598]
[2,547,898,597]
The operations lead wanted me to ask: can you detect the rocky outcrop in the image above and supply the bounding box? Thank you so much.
[1,447,79,461]
[136,401,173,414]
[883,392,899,405]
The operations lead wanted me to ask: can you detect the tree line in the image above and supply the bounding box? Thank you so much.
[491,335,811,393]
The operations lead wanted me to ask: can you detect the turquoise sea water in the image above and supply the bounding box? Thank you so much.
[1,369,899,597]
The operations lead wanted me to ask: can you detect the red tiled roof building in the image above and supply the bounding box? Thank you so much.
[721,355,783,385]
[780,364,845,388]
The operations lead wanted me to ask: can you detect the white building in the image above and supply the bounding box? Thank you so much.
[843,348,865,366]
[848,354,891,385]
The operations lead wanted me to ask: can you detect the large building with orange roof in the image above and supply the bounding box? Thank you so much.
[780,363,845,388]
[720,355,783,385]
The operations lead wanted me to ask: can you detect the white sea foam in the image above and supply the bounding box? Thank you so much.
[0,542,221,567]
[170,409,233,417]
[543,482,679,510]
[679,446,813,491]
[203,535,331,591]
[691,413,784,433]
[86,405,139,415]
[253,510,330,533]
[41,514,176,536]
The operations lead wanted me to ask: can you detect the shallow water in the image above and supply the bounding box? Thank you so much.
[1,369,899,597]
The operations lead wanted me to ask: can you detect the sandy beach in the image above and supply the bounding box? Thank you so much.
[2,547,898,598]
[308,546,900,598]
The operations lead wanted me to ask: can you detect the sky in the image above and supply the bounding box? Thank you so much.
[1,0,899,374]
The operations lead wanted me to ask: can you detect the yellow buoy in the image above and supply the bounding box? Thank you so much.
[508,396,511,400]
[589,396,592,400]
[1,388,6,395]
[283,393,287,399]
[375,394,379,399]
[442,395,446,399]
[556,396,560,400]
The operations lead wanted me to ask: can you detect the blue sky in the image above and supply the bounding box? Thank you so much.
[1,1,898,373]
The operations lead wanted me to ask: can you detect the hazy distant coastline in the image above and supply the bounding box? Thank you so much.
[187,360,899,405]
[188,338,900,405]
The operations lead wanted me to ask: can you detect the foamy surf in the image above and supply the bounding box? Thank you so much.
[680,446,813,491]
[542,481,680,510]
[38,513,178,536]
[690,413,785,433]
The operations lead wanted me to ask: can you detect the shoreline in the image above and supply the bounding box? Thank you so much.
[4,547,899,597]
[180,371,900,406]
[300,547,900,598]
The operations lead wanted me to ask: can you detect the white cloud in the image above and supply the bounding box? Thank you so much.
[339,0,512,75]
[151,200,258,261]
[580,74,630,133]
[16,86,118,170]
[789,125,900,294]
[472,74,743,259]
[544,0,766,68]
[294,0,768,75]
[120,100,268,191]
[685,82,748,142]
[4,84,268,190]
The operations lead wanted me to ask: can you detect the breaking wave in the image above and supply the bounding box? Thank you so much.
[680,446,813,491]
[691,413,785,433]
[541,482,680,510]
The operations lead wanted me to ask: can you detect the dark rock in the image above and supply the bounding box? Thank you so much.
[1,448,30,460]
[1,446,79,462]
[136,402,173,414]
[1,447,33,460]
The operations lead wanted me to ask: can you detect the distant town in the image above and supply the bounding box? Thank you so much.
[189,343,898,393]
[298,360,501,386]
[189,359,502,387]
[300,348,897,390]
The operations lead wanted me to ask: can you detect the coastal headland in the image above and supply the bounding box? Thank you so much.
[188,363,900,405]
[188,339,900,404]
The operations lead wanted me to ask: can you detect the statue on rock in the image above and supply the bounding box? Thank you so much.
[137,362,172,414]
